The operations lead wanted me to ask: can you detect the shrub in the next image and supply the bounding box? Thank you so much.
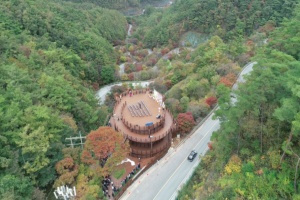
[120,56,127,62]
[224,155,242,175]
[140,71,150,80]
[121,74,128,81]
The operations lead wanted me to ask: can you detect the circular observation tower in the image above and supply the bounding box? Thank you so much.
[111,89,176,158]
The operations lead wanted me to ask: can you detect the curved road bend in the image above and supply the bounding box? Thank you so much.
[120,62,257,200]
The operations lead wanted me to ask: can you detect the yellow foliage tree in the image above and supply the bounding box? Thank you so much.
[224,154,242,175]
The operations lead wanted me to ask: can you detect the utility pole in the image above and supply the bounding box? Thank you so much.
[65,131,86,149]
[149,135,154,156]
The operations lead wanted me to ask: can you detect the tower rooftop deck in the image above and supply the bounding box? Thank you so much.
[111,91,175,143]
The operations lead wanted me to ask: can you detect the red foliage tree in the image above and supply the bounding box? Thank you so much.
[128,73,135,81]
[164,80,173,89]
[205,96,218,108]
[208,142,213,150]
[150,58,157,66]
[176,112,196,134]
[135,63,143,72]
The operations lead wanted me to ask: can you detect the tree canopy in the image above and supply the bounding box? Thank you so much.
[0,0,298,198]
[177,3,300,199]
[0,0,125,198]
[135,0,297,48]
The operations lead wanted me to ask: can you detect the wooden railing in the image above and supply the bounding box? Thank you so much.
[120,101,167,135]
[120,127,175,143]
[130,140,171,158]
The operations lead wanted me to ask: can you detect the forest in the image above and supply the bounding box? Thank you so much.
[177,3,300,200]
[0,0,128,199]
[0,0,299,199]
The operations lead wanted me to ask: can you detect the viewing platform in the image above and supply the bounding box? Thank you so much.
[111,89,176,158]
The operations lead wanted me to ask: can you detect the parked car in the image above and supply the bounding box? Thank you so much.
[187,150,197,161]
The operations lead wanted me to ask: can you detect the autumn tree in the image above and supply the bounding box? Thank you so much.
[205,96,217,108]
[75,172,103,200]
[54,157,79,187]
[177,112,196,134]
[219,73,237,88]
[81,126,130,176]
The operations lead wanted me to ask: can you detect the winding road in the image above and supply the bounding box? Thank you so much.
[95,81,151,104]
[119,62,257,200]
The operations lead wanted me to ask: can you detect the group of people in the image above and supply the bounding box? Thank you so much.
[101,162,142,199]
[102,175,118,198]
[120,163,141,186]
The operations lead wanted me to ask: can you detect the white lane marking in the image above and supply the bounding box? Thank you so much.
[153,121,219,200]
[168,147,209,200]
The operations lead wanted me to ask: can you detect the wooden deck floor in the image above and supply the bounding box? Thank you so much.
[111,92,175,143]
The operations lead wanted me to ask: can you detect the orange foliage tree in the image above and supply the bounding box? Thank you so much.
[219,73,237,87]
[81,126,130,176]
[161,47,170,55]
[54,157,79,187]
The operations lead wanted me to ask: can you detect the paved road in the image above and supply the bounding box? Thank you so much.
[95,81,151,104]
[232,61,257,90]
[120,62,257,200]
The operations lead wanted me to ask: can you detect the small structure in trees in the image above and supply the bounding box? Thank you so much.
[53,185,76,200]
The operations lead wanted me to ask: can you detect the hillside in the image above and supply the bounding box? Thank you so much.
[0,0,299,199]
[177,3,300,199]
[134,0,297,48]
[1,0,127,83]
[62,0,169,12]
[0,0,126,199]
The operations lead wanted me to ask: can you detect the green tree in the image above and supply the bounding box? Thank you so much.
[17,125,50,174]
[0,174,33,200]
[100,66,115,84]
